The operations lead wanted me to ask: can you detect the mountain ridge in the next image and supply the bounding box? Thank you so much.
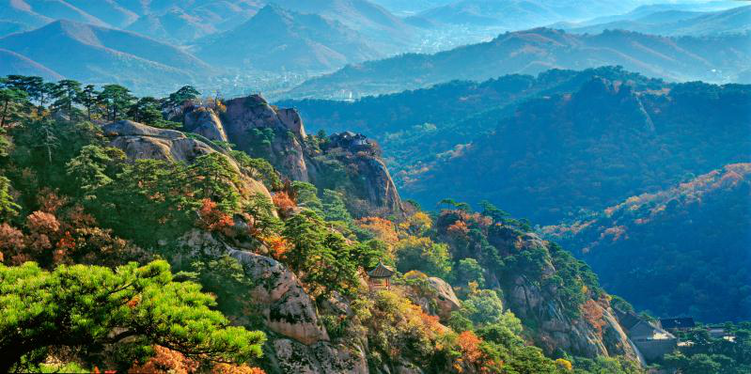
[286,27,751,99]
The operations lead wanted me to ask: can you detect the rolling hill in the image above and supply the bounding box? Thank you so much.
[542,163,751,322]
[0,19,210,93]
[196,4,380,73]
[286,28,751,99]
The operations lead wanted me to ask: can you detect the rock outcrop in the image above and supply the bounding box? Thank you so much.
[103,120,218,163]
[490,230,638,360]
[177,230,370,374]
[183,107,228,142]
[182,95,404,217]
[426,277,461,320]
[178,230,329,345]
[220,95,310,181]
[407,273,461,321]
[311,131,404,217]
[103,120,270,199]
[272,339,367,374]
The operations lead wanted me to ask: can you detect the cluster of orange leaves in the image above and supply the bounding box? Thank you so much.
[128,346,199,374]
[0,189,131,266]
[197,199,234,234]
[446,220,470,238]
[581,299,606,338]
[356,217,398,246]
[212,363,266,374]
[600,225,627,242]
[439,210,492,239]
[271,191,296,212]
[127,346,266,374]
[0,210,67,265]
[263,234,291,260]
[450,330,502,374]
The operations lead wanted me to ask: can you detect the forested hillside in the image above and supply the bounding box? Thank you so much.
[284,69,750,226]
[0,75,644,373]
[281,67,663,181]
[542,164,751,323]
[405,77,750,224]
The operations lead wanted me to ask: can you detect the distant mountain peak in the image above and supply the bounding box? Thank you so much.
[42,19,103,46]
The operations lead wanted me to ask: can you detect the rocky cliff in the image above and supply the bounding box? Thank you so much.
[181,95,403,217]
[176,229,370,374]
[435,210,639,362]
[504,237,635,359]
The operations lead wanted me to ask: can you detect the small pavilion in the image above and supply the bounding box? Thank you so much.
[367,261,395,289]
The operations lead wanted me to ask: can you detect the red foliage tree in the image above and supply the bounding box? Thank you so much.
[128,345,199,374]
[271,191,296,213]
[197,199,234,234]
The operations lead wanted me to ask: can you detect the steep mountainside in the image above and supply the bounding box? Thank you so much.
[0,19,210,92]
[287,28,751,99]
[404,78,751,224]
[0,0,103,28]
[197,5,380,73]
[272,0,415,49]
[542,164,751,323]
[63,0,139,28]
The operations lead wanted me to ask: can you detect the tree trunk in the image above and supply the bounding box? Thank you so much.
[0,99,8,128]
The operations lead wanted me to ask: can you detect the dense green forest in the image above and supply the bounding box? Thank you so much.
[404,77,750,224]
[0,75,647,373]
[282,67,664,187]
[284,68,751,225]
[543,164,751,323]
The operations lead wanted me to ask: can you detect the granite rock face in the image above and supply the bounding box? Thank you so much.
[103,120,216,163]
[103,120,271,201]
[178,230,329,345]
[183,107,228,142]
[426,277,461,320]
[182,95,404,217]
[177,230,371,374]
[491,230,638,360]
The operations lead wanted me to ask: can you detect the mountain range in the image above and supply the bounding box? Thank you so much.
[196,5,381,73]
[287,27,751,99]
[560,5,751,36]
[284,68,751,226]
[280,67,662,173]
[0,19,209,92]
[413,0,644,28]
